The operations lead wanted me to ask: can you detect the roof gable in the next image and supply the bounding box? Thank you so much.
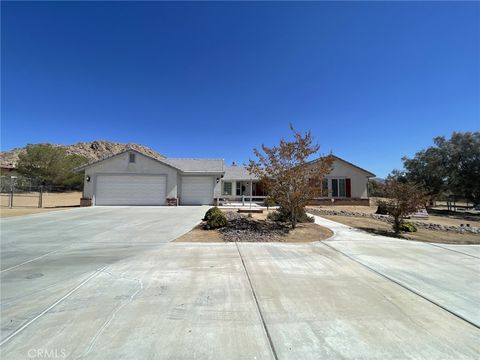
[307,154,375,177]
[73,148,182,172]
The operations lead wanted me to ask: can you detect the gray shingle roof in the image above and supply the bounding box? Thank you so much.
[163,158,224,173]
[223,166,258,180]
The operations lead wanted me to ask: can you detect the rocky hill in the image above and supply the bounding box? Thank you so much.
[0,140,165,166]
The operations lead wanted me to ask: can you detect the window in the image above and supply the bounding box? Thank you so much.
[236,182,244,196]
[223,182,232,195]
[338,179,346,197]
[322,178,328,197]
[332,179,338,197]
[129,153,136,163]
[331,178,346,197]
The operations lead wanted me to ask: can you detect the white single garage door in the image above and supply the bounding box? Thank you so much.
[181,176,214,205]
[95,174,167,205]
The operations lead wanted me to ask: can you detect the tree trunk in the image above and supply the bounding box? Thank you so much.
[291,206,297,229]
[393,217,401,233]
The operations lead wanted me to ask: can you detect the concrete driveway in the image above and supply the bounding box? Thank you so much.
[1,208,479,359]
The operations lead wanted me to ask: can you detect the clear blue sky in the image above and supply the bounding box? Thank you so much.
[1,2,478,177]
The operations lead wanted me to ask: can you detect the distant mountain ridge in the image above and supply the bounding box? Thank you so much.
[0,140,165,166]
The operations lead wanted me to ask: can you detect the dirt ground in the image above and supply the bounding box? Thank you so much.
[175,222,333,243]
[0,191,82,218]
[175,224,228,242]
[309,205,480,228]
[321,215,480,245]
[175,209,333,243]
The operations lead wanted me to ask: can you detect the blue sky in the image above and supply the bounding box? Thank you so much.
[1,2,478,177]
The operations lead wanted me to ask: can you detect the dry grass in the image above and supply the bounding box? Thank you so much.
[0,191,82,218]
[0,207,77,218]
[282,222,333,243]
[321,215,480,245]
[175,224,225,242]
[309,205,480,228]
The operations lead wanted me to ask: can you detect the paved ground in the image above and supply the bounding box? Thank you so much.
[1,208,479,359]
[313,216,480,327]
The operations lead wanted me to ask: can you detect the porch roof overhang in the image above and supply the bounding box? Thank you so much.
[223,166,259,181]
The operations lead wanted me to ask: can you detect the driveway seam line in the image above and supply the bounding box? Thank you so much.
[319,241,480,330]
[234,242,278,360]
[426,243,480,259]
[0,249,63,273]
[0,265,109,347]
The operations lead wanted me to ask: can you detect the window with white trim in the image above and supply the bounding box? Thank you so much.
[331,178,346,197]
[223,182,232,195]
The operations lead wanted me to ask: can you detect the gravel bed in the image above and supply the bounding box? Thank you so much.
[219,215,290,242]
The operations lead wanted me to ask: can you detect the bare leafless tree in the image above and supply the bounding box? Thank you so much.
[248,125,333,228]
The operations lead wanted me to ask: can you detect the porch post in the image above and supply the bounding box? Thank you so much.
[249,179,253,208]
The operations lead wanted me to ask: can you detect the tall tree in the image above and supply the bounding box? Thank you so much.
[399,132,480,202]
[16,144,87,189]
[247,125,333,229]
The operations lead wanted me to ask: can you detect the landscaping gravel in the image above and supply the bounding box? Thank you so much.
[219,215,290,242]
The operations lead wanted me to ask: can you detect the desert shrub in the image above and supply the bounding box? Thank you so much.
[399,222,417,232]
[263,196,276,208]
[267,207,314,224]
[203,207,227,229]
[203,207,222,221]
[267,211,282,222]
[375,203,389,215]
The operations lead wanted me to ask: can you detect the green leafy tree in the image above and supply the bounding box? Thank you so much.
[397,132,480,203]
[377,180,426,233]
[368,179,386,197]
[16,144,88,190]
[247,125,333,229]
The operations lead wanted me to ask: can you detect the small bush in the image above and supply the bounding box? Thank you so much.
[267,207,314,224]
[203,207,227,229]
[399,222,417,232]
[267,211,282,222]
[203,207,222,221]
[376,203,389,215]
[263,196,276,208]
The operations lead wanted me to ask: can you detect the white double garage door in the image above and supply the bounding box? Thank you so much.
[95,174,214,206]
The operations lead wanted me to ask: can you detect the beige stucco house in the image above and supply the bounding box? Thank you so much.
[75,149,374,206]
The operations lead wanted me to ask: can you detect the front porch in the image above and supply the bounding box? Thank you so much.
[217,179,267,206]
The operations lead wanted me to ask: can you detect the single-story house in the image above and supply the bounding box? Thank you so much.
[75,149,375,206]
[305,155,376,205]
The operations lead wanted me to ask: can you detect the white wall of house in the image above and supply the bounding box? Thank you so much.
[214,178,222,199]
[83,152,178,201]
[324,159,370,198]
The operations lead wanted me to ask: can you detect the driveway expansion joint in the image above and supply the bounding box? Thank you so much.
[319,241,480,330]
[0,265,110,347]
[234,241,278,360]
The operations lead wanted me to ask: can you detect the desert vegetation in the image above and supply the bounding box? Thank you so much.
[247,124,332,229]
[176,206,332,243]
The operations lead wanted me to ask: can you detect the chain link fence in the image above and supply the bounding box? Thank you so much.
[1,176,82,208]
